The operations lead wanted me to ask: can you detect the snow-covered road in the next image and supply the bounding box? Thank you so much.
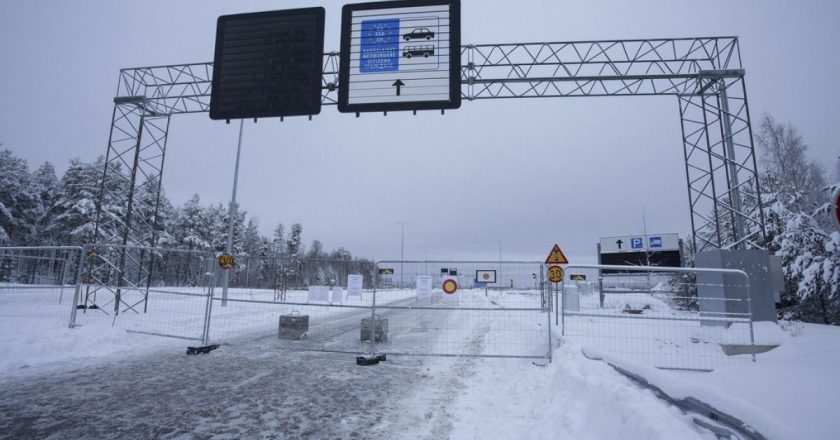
[0,303,714,439]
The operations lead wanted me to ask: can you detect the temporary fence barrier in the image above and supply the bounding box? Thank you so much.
[366,260,552,360]
[0,246,84,325]
[72,245,216,342]
[558,264,756,371]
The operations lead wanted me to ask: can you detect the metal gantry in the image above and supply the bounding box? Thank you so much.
[91,37,765,311]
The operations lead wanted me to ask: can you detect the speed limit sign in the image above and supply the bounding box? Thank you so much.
[547,265,564,283]
[218,253,235,270]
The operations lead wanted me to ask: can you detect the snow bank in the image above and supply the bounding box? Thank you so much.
[588,322,840,440]
[0,316,185,378]
[447,342,716,440]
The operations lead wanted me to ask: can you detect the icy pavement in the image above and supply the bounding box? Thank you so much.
[1,288,717,439]
[1,334,714,439]
[1,340,425,439]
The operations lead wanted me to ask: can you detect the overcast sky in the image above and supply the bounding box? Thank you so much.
[1,0,838,263]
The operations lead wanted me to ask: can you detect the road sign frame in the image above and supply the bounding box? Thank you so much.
[210,7,326,120]
[338,0,461,113]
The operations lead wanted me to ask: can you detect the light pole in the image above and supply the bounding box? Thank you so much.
[221,119,245,307]
[495,240,502,291]
[396,221,410,288]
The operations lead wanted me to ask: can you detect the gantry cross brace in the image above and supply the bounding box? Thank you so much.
[91,37,765,312]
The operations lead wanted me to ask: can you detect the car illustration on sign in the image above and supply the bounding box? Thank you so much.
[403,27,434,41]
[403,45,434,58]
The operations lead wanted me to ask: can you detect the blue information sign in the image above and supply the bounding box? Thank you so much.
[360,19,400,73]
[649,236,663,248]
[630,237,644,249]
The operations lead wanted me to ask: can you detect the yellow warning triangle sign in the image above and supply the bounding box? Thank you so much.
[545,244,569,264]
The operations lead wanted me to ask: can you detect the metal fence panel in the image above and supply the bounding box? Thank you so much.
[560,264,755,371]
[206,254,379,354]
[0,247,83,325]
[73,245,215,342]
[371,261,551,360]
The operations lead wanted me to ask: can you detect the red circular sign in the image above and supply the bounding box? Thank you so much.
[442,279,458,294]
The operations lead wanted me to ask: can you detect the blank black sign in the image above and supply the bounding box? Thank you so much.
[599,251,683,274]
[210,8,325,120]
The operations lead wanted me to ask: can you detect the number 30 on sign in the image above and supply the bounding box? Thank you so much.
[547,265,564,283]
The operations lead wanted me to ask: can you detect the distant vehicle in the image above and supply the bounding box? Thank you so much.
[403,28,434,41]
[403,45,434,58]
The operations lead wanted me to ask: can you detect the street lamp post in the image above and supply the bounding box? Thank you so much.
[495,240,502,291]
[396,221,410,288]
[221,119,245,307]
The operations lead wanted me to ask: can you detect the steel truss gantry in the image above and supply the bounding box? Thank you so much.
[92,37,764,312]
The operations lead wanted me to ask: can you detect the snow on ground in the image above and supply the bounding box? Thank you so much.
[2,284,839,439]
[0,286,413,378]
[595,322,840,440]
[440,342,716,440]
[0,305,711,439]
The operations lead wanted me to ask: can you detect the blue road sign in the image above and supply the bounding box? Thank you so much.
[630,237,644,249]
[649,236,663,248]
[360,19,400,73]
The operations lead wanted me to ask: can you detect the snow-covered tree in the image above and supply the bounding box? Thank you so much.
[759,116,826,211]
[45,157,123,245]
[775,199,839,324]
[307,239,325,259]
[30,162,59,241]
[755,115,839,323]
[173,194,210,250]
[0,149,39,245]
[281,223,303,285]
[286,223,303,258]
[242,218,261,256]
[272,222,285,255]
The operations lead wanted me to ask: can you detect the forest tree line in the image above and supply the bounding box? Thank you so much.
[1,113,839,322]
[0,147,373,287]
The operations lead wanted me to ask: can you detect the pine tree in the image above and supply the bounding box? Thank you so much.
[775,202,839,324]
[173,194,210,251]
[242,218,261,256]
[282,223,303,285]
[272,222,285,256]
[0,149,39,245]
[307,239,324,259]
[287,223,303,258]
[756,116,839,323]
[30,162,59,243]
[46,157,122,245]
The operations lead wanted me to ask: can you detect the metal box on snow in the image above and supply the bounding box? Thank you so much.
[278,313,309,339]
[360,315,388,342]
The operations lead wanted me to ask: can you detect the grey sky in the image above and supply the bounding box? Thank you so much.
[1,0,838,262]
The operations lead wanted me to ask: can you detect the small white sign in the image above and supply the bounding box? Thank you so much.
[347,274,363,297]
[331,287,344,304]
[416,275,432,300]
[307,285,330,303]
[475,270,497,284]
[600,233,680,254]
